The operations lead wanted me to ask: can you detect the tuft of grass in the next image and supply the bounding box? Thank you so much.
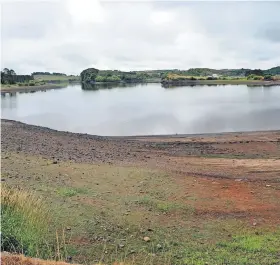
[182,232,280,265]
[56,187,87,197]
[1,185,50,256]
[135,196,194,214]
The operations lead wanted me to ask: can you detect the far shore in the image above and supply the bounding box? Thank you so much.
[161,79,280,86]
[0,83,68,94]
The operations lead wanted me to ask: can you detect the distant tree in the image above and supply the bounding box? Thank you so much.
[245,69,264,77]
[9,69,16,75]
[80,68,99,83]
[3,68,9,75]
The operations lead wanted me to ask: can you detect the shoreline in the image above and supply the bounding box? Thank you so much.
[161,80,280,86]
[2,118,280,140]
[2,118,280,176]
[0,84,68,94]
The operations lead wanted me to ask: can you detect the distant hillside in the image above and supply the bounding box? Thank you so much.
[264,66,280,76]
[80,66,280,83]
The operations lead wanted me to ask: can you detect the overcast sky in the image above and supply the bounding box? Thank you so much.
[1,0,280,75]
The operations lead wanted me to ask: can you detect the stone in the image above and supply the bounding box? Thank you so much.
[143,236,150,242]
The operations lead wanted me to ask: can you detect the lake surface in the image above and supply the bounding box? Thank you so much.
[1,83,280,136]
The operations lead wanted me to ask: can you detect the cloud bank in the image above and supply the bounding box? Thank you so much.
[1,0,280,74]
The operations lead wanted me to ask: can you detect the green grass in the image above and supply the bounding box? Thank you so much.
[33,75,80,82]
[183,232,280,265]
[1,185,51,257]
[57,187,88,197]
[1,185,70,260]
[134,195,195,214]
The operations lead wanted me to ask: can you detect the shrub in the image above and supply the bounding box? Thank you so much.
[264,75,273,81]
[28,81,35,86]
[247,74,263,80]
[1,186,51,257]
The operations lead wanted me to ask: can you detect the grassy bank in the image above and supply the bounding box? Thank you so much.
[2,152,280,265]
[1,185,68,260]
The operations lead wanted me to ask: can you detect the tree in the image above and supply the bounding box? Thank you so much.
[9,69,16,75]
[3,68,9,75]
[80,68,99,83]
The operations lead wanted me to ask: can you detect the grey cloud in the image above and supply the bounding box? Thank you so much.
[256,25,280,43]
[2,1,280,74]
[2,2,63,39]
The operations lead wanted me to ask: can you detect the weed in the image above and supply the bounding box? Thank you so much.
[1,185,68,260]
[56,187,87,197]
[1,185,50,256]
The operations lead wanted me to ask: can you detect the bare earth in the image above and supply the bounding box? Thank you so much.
[2,119,280,264]
[2,119,280,220]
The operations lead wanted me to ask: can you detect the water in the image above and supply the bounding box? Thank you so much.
[1,83,280,136]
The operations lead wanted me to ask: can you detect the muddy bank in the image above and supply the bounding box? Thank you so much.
[2,119,280,182]
[0,84,68,94]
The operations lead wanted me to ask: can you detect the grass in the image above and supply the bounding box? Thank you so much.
[57,187,88,197]
[134,195,195,214]
[1,185,68,260]
[1,185,51,256]
[33,75,80,82]
[183,232,280,265]
[2,152,280,264]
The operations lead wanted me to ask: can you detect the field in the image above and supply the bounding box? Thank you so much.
[33,75,80,82]
[1,120,280,265]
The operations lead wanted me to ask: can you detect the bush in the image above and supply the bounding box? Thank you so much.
[1,186,51,257]
[28,81,35,86]
[264,75,273,81]
[247,74,263,80]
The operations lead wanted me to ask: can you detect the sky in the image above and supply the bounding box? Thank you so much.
[1,0,280,75]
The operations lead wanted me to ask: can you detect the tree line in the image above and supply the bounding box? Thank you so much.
[1,68,33,85]
[32,72,66,76]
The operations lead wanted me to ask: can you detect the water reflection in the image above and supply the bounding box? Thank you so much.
[82,82,142,90]
[1,93,17,109]
[1,83,280,136]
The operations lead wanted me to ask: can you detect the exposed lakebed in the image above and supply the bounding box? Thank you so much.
[1,83,280,136]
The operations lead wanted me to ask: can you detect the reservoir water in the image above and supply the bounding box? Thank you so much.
[1,83,280,136]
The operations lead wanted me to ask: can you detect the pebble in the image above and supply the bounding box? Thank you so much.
[143,236,150,242]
